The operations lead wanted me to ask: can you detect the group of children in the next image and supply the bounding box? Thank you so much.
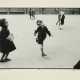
[0,10,65,62]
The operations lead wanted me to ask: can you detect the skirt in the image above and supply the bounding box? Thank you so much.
[0,39,16,53]
[36,35,46,45]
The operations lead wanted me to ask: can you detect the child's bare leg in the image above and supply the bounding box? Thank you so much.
[56,20,59,25]
[41,44,43,54]
[58,20,62,30]
[1,53,6,61]
[41,43,47,57]
[4,53,11,61]
[59,21,60,26]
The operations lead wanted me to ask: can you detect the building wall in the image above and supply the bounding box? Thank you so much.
[0,8,80,14]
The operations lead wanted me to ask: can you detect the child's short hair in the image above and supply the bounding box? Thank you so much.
[36,20,42,25]
[0,18,8,29]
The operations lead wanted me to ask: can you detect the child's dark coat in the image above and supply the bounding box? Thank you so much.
[0,29,16,53]
[61,15,65,25]
[35,25,51,44]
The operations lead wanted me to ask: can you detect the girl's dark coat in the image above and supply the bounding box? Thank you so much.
[0,29,16,53]
[35,25,51,44]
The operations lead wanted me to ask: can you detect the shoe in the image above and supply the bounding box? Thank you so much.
[5,58,11,61]
[0,60,6,62]
[42,53,47,57]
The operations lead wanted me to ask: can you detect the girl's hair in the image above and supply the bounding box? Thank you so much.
[0,19,8,29]
[36,20,42,25]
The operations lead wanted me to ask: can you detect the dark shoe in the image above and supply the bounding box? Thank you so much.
[5,58,11,61]
[42,53,47,57]
[0,59,6,62]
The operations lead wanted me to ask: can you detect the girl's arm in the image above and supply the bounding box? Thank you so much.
[45,27,51,37]
[34,27,39,36]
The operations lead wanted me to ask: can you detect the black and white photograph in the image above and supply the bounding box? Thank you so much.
[0,8,80,69]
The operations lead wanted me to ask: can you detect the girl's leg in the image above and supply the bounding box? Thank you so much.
[4,52,10,60]
[41,43,43,55]
[58,19,61,26]
[56,20,59,25]
[59,20,62,30]
[1,53,6,61]
[41,43,47,57]
[59,21,61,26]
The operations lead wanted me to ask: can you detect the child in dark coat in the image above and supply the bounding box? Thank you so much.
[0,19,16,62]
[34,20,51,57]
[61,14,65,25]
